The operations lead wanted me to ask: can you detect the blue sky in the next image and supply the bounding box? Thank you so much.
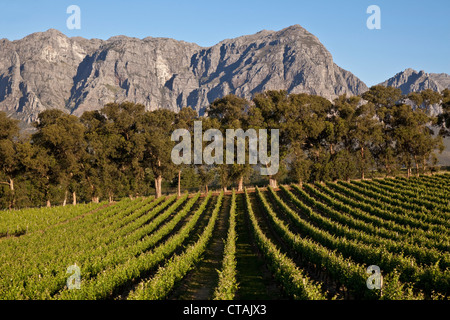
[0,0,448,87]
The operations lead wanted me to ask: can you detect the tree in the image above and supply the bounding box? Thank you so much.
[32,110,87,205]
[0,112,21,209]
[194,117,221,192]
[289,148,312,186]
[391,104,441,177]
[331,149,358,181]
[250,90,288,188]
[328,94,360,154]
[362,85,403,111]
[80,110,117,203]
[251,91,328,187]
[208,94,252,191]
[98,102,147,200]
[406,89,444,174]
[18,141,58,207]
[197,165,216,194]
[327,95,360,180]
[362,86,404,177]
[438,89,450,137]
[286,93,332,183]
[172,107,198,197]
[141,109,177,198]
[420,89,442,110]
[347,103,383,179]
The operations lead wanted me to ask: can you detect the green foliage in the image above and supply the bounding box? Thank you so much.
[0,175,448,300]
[0,85,448,209]
[214,190,238,300]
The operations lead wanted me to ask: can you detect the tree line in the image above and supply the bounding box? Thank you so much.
[0,85,449,209]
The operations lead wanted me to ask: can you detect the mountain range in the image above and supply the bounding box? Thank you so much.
[0,25,448,126]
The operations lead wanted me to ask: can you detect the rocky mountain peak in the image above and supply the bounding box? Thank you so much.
[379,68,450,95]
[0,25,368,123]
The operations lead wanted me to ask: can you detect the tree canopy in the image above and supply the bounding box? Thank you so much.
[0,86,448,209]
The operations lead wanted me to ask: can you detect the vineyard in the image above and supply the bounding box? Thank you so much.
[0,174,449,300]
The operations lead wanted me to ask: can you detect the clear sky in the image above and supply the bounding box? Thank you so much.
[0,0,448,87]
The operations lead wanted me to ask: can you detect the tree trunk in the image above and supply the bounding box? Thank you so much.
[237,176,244,192]
[63,190,68,206]
[155,175,162,199]
[72,191,77,206]
[407,167,411,178]
[9,178,14,210]
[414,155,419,177]
[87,176,96,203]
[360,147,365,180]
[177,170,181,198]
[269,177,278,188]
[155,159,163,199]
[109,192,113,203]
[384,164,391,178]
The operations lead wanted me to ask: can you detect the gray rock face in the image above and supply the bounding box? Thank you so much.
[379,68,450,116]
[379,68,450,95]
[0,25,368,122]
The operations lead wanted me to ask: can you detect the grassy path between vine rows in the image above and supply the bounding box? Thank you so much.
[234,192,286,300]
[168,194,231,300]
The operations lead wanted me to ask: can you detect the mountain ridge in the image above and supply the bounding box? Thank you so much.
[1,26,449,125]
[0,25,368,123]
[379,68,450,94]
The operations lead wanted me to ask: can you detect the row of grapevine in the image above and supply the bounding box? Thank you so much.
[0,200,108,237]
[418,174,450,193]
[280,185,449,297]
[0,173,448,300]
[324,182,449,246]
[316,182,449,241]
[244,188,327,300]
[371,178,449,206]
[313,184,449,257]
[128,191,224,300]
[0,194,166,299]
[277,185,448,274]
[347,180,448,220]
[55,192,209,299]
[261,186,445,299]
[358,179,449,213]
[292,183,442,250]
[213,190,238,300]
[302,183,450,253]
